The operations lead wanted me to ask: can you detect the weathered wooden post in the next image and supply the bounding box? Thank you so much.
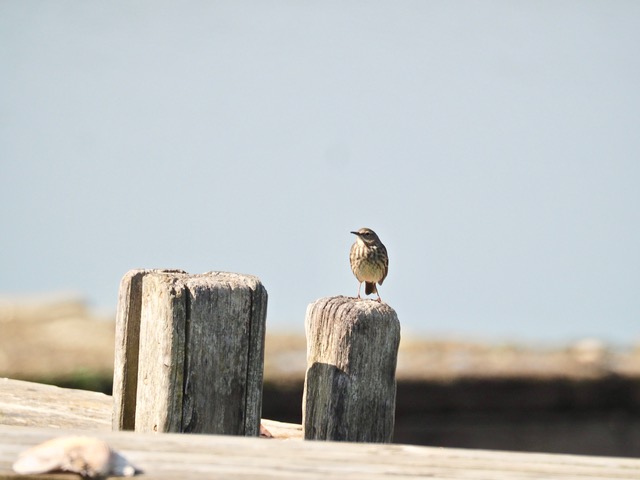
[112,269,267,436]
[302,296,400,442]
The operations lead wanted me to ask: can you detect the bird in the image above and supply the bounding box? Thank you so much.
[349,227,389,302]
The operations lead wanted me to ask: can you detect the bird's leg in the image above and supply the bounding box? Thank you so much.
[375,285,382,303]
[357,282,362,299]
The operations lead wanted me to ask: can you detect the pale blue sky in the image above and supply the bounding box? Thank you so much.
[1,1,639,343]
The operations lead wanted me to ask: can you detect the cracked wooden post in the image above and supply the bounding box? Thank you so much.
[302,296,400,442]
[112,269,267,436]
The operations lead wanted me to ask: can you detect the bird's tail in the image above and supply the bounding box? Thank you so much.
[365,282,377,295]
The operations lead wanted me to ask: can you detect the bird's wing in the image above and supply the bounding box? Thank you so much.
[379,244,389,284]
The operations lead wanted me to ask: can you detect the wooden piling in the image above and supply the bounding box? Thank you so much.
[112,269,267,436]
[302,296,400,442]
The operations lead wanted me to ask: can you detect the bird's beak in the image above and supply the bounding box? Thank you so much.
[350,231,358,236]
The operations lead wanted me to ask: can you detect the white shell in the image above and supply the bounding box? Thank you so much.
[13,436,139,478]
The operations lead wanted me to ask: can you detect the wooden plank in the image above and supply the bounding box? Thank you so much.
[181,273,267,436]
[135,272,188,433]
[112,269,141,431]
[112,269,164,431]
[303,296,400,442]
[0,379,299,440]
[1,424,640,479]
[0,378,111,430]
[242,273,268,437]
[2,380,640,479]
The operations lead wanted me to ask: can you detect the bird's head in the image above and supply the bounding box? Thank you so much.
[351,227,380,246]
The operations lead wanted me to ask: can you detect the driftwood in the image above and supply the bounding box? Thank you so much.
[112,270,267,436]
[303,296,400,442]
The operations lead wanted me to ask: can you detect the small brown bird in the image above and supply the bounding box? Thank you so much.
[350,227,389,302]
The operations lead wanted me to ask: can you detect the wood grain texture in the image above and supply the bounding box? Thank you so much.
[2,424,640,480]
[112,270,267,437]
[112,269,186,431]
[303,296,400,443]
[0,379,301,440]
[0,379,111,431]
[181,273,267,436]
[112,269,146,431]
[135,272,188,434]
